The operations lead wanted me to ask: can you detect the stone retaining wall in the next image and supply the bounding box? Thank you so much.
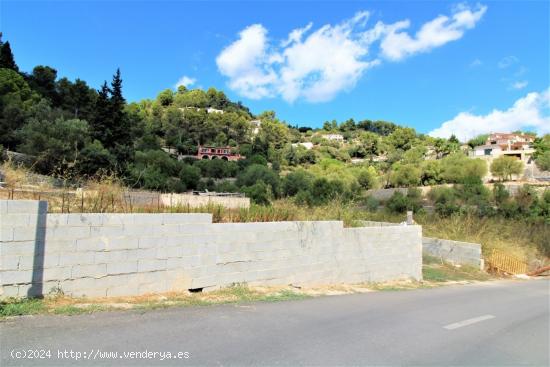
[1,200,422,298]
[422,237,483,269]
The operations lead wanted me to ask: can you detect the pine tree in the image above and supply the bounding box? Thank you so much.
[91,81,112,145]
[0,34,19,71]
[109,69,132,163]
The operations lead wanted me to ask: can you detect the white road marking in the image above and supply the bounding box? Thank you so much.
[443,315,495,330]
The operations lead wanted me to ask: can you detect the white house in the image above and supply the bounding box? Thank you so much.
[471,133,535,161]
[250,119,262,135]
[206,107,224,114]
[471,132,537,182]
[322,134,344,142]
[291,142,314,150]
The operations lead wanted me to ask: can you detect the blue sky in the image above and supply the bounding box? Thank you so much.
[2,1,549,140]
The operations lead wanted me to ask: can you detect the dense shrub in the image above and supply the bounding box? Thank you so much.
[389,164,421,187]
[386,188,422,214]
[282,169,314,197]
[241,180,272,205]
[309,177,347,205]
[236,164,280,198]
[194,159,238,179]
[440,153,487,183]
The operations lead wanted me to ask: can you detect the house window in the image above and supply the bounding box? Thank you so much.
[484,149,492,156]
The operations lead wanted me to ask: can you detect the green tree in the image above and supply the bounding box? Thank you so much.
[28,66,58,103]
[387,127,417,151]
[90,69,133,166]
[242,180,272,205]
[0,34,18,71]
[389,164,421,187]
[490,156,524,181]
[282,169,314,196]
[440,153,487,183]
[0,68,35,149]
[236,164,280,197]
[535,151,550,171]
[533,135,550,171]
[19,116,90,175]
[56,78,97,120]
[357,166,377,190]
[467,134,488,148]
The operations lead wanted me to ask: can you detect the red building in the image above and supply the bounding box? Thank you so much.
[197,146,243,161]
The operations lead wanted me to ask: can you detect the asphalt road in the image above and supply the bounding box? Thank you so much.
[1,279,549,366]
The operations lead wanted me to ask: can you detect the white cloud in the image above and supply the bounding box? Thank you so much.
[175,75,196,88]
[216,5,487,103]
[380,4,487,61]
[469,58,482,67]
[429,88,550,141]
[277,11,379,102]
[511,80,528,90]
[498,55,518,69]
[215,24,277,99]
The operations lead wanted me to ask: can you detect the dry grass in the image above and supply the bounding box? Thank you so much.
[1,161,547,264]
[418,214,547,265]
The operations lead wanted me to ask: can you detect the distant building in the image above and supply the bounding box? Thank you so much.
[179,107,224,114]
[323,134,344,142]
[470,132,536,182]
[206,107,224,114]
[250,119,262,135]
[197,146,243,161]
[351,158,366,164]
[471,132,535,161]
[291,142,314,150]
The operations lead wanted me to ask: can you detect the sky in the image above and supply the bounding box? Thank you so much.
[2,0,549,140]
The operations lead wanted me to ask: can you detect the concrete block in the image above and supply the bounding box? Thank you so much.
[59,252,95,266]
[131,214,165,225]
[43,253,60,268]
[1,285,20,298]
[1,241,37,256]
[0,226,14,242]
[6,200,47,214]
[139,237,167,249]
[190,275,218,289]
[105,238,139,251]
[43,266,72,281]
[163,213,213,225]
[1,255,25,271]
[45,239,76,253]
[1,270,33,285]
[157,246,181,259]
[138,259,166,272]
[94,251,127,264]
[166,255,201,270]
[1,214,31,227]
[177,223,212,234]
[132,248,157,260]
[101,214,135,226]
[107,261,138,275]
[65,214,103,226]
[89,225,125,237]
[76,237,107,252]
[0,201,7,214]
[12,226,43,242]
[71,264,107,279]
[40,214,67,227]
[45,226,91,240]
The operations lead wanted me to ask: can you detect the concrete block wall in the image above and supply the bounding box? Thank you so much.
[1,200,422,298]
[422,237,483,269]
